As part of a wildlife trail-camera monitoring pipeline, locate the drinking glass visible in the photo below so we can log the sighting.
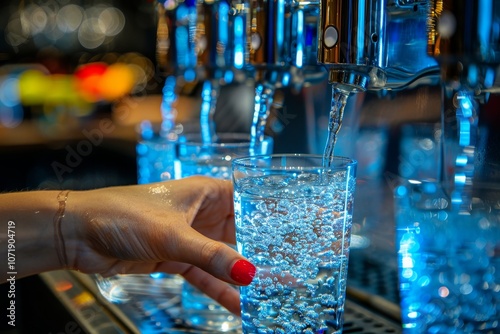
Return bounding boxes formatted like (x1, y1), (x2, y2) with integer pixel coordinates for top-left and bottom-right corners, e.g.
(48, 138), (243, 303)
(232, 154), (357, 333)
(93, 121), (184, 304)
(136, 120), (178, 184)
(176, 132), (273, 332)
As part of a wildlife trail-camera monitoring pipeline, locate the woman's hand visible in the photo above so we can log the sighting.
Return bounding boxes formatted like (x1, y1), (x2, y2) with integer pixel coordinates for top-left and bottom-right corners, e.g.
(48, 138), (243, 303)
(0, 176), (255, 314)
(63, 176), (254, 314)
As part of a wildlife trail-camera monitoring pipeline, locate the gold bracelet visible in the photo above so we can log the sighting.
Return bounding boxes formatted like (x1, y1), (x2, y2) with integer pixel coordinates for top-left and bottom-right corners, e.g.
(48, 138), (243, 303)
(54, 190), (70, 268)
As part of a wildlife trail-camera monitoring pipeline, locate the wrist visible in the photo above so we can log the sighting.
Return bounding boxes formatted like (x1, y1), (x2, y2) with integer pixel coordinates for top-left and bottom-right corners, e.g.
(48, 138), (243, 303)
(54, 190), (71, 268)
(61, 189), (88, 273)
(0, 190), (70, 281)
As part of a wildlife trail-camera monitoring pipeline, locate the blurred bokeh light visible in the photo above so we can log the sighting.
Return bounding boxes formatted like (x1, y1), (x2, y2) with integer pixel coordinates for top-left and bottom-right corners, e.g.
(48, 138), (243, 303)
(0, 0), (158, 129)
(5, 1), (127, 51)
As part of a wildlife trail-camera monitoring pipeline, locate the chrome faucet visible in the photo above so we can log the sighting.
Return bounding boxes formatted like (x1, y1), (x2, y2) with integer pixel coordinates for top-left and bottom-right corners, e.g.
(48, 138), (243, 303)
(317, 0), (441, 92)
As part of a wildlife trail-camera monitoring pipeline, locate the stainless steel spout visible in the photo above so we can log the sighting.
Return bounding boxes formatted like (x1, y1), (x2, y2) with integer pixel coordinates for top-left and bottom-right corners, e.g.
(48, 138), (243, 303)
(318, 0), (440, 92)
(318, 0), (386, 92)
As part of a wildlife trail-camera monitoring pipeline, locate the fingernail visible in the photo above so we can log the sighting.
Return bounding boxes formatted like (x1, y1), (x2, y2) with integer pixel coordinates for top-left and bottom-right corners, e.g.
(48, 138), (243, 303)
(230, 259), (256, 285)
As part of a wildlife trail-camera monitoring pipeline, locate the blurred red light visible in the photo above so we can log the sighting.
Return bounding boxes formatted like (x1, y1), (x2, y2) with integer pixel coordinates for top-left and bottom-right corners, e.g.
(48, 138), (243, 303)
(74, 63), (108, 102)
(74, 63), (108, 80)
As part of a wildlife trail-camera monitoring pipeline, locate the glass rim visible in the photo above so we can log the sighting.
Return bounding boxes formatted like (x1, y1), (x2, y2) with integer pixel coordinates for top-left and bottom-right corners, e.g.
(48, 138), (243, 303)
(178, 132), (273, 148)
(232, 153), (357, 170)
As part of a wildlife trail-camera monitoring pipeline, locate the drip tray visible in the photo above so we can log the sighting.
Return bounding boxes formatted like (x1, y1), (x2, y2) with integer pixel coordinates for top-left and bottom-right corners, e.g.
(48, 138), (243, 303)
(343, 302), (400, 334)
(40, 270), (402, 333)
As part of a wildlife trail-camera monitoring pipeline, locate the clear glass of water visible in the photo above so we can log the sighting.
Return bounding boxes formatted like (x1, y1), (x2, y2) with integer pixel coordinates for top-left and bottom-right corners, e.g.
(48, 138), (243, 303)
(176, 132), (273, 332)
(232, 154), (357, 334)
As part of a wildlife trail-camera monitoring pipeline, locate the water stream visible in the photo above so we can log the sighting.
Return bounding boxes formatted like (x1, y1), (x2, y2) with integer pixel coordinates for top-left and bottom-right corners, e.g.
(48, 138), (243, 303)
(322, 87), (352, 167)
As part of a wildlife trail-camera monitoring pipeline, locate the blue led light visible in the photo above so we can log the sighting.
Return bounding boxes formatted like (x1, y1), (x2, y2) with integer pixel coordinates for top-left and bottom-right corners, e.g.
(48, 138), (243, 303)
(234, 48), (244, 69)
(422, 182), (437, 194)
(454, 173), (467, 185)
(233, 16), (245, 69)
(136, 143), (148, 156)
(455, 155), (468, 167)
(282, 73), (290, 86)
(224, 70), (234, 83)
(485, 67), (495, 87)
(458, 118), (471, 146)
(276, 0), (285, 52)
(183, 69), (196, 82)
(467, 64), (478, 85)
(218, 1), (229, 45)
(176, 26), (189, 67)
(458, 95), (473, 117)
(451, 191), (463, 205)
(139, 121), (154, 140)
(296, 50), (304, 68)
(396, 185), (408, 197)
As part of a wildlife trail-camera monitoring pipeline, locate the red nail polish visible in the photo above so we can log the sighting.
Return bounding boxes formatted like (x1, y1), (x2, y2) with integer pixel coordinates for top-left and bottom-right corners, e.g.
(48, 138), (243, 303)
(230, 259), (256, 285)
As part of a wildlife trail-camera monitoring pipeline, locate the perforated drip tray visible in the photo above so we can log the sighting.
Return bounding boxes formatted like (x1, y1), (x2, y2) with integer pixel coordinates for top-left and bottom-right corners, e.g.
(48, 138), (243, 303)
(343, 302), (401, 334)
(346, 248), (402, 324)
(347, 249), (400, 306)
(40, 270), (402, 333)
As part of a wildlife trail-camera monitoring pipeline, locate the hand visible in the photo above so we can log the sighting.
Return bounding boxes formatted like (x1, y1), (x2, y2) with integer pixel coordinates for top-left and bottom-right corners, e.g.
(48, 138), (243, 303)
(66, 176), (254, 314)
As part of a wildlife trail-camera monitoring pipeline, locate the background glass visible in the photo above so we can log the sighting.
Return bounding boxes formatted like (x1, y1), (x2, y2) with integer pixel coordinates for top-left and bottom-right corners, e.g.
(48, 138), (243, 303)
(136, 120), (178, 184)
(395, 180), (500, 333)
(175, 133), (273, 179)
(398, 123), (441, 181)
(232, 154), (357, 333)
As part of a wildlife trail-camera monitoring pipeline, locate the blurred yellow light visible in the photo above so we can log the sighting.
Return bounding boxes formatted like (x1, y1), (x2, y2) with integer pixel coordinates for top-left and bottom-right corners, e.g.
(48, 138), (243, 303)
(18, 69), (50, 105)
(72, 291), (95, 307)
(45, 74), (76, 104)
